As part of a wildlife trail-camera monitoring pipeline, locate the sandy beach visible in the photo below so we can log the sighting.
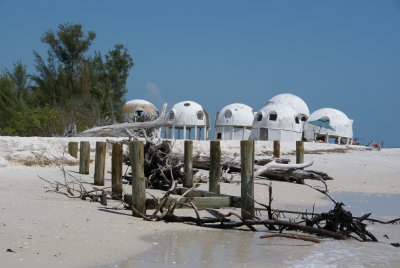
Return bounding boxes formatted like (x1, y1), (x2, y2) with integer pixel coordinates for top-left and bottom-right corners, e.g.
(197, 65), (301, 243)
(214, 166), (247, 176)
(1, 137), (399, 267)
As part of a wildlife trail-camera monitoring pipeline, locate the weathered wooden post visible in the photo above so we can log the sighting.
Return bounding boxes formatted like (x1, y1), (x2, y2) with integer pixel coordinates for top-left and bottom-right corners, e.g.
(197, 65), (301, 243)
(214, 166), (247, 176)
(241, 140), (255, 220)
(111, 143), (123, 199)
(296, 141), (304, 164)
(273, 140), (280, 158)
(94, 141), (106, 186)
(184, 140), (193, 188)
(68, 142), (78, 158)
(209, 140), (221, 193)
(129, 141), (146, 217)
(79, 141), (90, 174)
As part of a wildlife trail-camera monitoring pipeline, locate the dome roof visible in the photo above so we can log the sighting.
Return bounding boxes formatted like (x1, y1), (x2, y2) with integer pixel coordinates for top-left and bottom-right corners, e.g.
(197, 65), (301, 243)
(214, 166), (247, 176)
(305, 108), (353, 137)
(167, 101), (209, 127)
(121, 99), (158, 116)
(259, 104), (299, 120)
(215, 103), (254, 127)
(266, 93), (310, 118)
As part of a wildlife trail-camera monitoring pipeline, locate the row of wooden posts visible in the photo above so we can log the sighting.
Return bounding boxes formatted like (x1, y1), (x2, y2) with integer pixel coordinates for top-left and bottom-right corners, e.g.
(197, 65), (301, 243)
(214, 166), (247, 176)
(67, 140), (306, 220)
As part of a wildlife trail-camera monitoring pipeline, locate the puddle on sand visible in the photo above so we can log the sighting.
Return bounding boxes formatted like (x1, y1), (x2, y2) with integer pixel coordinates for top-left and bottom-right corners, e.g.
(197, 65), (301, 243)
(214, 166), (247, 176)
(98, 192), (400, 268)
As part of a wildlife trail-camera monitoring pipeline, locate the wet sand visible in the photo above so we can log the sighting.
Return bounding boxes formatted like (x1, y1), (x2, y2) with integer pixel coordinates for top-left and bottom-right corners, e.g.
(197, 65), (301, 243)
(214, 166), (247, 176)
(109, 225), (400, 268)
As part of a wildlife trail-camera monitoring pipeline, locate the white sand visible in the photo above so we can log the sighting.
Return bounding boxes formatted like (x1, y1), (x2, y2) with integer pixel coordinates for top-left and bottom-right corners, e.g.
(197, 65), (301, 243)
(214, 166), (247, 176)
(0, 137), (399, 267)
(0, 136), (362, 166)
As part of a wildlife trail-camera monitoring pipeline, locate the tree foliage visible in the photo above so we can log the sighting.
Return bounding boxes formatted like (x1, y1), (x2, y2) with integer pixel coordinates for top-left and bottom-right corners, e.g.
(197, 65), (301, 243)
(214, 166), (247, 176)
(0, 23), (134, 136)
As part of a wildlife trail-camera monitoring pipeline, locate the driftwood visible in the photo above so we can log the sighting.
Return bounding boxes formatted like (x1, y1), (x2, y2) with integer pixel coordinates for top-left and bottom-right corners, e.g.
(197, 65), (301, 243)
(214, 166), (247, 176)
(123, 140), (185, 189)
(170, 154), (290, 172)
(38, 160), (110, 206)
(257, 168), (333, 182)
(260, 233), (321, 243)
(38, 136), (400, 247)
(136, 179), (395, 243)
(39, 151), (400, 247)
(79, 103), (171, 137)
(170, 153), (332, 183)
(254, 161), (313, 176)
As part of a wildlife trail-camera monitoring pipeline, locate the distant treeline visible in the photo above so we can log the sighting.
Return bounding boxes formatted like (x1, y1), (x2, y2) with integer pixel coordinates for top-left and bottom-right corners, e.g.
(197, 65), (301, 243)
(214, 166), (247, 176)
(0, 23), (133, 136)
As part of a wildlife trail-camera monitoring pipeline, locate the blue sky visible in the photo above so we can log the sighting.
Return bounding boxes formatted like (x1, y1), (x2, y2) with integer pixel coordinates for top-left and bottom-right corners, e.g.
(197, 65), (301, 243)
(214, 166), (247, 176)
(1, 1), (399, 146)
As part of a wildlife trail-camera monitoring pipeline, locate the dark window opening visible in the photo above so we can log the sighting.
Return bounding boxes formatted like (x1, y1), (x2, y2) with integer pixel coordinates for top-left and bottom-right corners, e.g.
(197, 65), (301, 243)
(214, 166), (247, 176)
(256, 112), (263, 121)
(136, 110), (144, 117)
(184, 102), (191, 106)
(269, 113), (277, 121)
(321, 117), (330, 123)
(168, 111), (175, 120)
(217, 133), (222, 139)
(301, 116), (307, 121)
(197, 111), (204, 120)
(224, 110), (232, 118)
(295, 117), (300, 124)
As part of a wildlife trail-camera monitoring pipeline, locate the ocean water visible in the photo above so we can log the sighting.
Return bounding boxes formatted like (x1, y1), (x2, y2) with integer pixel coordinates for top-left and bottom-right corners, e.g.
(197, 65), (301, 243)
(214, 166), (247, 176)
(331, 192), (400, 218)
(99, 192), (400, 268)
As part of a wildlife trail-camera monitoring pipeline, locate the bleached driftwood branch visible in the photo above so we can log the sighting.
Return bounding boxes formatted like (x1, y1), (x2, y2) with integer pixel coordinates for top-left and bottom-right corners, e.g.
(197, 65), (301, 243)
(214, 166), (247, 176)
(79, 103), (172, 137)
(254, 161), (313, 177)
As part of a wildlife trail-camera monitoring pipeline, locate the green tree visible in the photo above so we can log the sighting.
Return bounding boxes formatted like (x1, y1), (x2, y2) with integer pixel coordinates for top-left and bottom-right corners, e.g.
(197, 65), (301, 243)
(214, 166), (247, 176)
(31, 23), (96, 106)
(92, 44), (134, 121)
(7, 23), (135, 135)
(30, 51), (62, 106)
(41, 23), (96, 74)
(0, 75), (18, 125)
(5, 61), (30, 103)
(0, 72), (29, 135)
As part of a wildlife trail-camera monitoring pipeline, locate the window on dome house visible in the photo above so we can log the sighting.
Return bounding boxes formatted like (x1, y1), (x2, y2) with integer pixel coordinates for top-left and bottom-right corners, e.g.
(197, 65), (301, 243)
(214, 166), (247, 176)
(224, 110), (232, 119)
(197, 111), (204, 120)
(295, 117), (300, 124)
(256, 112), (263, 121)
(269, 113), (277, 121)
(168, 111), (175, 120)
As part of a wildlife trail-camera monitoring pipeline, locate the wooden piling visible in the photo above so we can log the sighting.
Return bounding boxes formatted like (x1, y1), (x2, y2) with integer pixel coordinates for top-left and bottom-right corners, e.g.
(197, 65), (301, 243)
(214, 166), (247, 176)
(111, 143), (123, 200)
(68, 142), (78, 158)
(241, 140), (255, 220)
(273, 140), (280, 158)
(93, 141), (106, 186)
(79, 141), (90, 174)
(129, 141), (146, 217)
(296, 141), (304, 164)
(183, 140), (193, 188)
(209, 140), (221, 194)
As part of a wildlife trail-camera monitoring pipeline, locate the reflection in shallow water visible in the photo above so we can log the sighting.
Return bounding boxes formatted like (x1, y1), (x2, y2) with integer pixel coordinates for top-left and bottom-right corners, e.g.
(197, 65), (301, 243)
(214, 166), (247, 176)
(331, 192), (400, 218)
(121, 229), (315, 268)
(103, 192), (400, 268)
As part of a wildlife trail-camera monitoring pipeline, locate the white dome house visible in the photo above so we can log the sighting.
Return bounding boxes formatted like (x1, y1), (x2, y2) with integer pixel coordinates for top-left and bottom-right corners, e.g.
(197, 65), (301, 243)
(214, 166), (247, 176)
(214, 103), (255, 140)
(304, 108), (353, 144)
(165, 101), (210, 140)
(121, 99), (159, 122)
(250, 93), (310, 141)
(250, 104), (304, 141)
